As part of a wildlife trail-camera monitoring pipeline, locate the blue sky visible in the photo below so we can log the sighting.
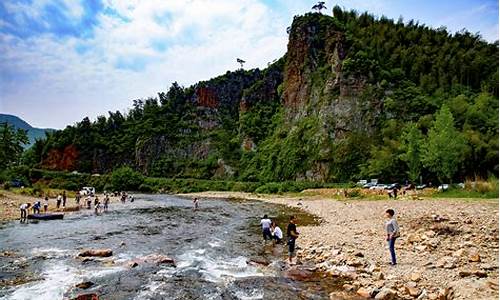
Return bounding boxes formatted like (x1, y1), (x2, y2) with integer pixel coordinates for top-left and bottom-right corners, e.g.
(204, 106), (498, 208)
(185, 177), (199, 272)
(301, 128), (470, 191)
(0, 0), (498, 129)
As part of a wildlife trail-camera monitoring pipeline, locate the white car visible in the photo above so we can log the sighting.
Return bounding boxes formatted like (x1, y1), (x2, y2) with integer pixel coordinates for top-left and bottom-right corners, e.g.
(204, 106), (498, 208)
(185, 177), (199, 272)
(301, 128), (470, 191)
(80, 187), (96, 196)
(370, 184), (388, 190)
(438, 184), (449, 192)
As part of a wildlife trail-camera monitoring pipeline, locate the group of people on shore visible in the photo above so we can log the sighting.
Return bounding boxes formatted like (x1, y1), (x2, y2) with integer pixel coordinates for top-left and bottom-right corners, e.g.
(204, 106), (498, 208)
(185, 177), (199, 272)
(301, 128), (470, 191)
(19, 190), (137, 220)
(260, 214), (299, 264)
(259, 209), (400, 266)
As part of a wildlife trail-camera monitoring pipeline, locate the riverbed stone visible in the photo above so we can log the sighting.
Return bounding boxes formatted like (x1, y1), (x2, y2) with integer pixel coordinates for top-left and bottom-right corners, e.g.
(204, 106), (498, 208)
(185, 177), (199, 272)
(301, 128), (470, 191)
(374, 288), (396, 300)
(356, 287), (371, 298)
(75, 281), (94, 289)
(78, 249), (113, 258)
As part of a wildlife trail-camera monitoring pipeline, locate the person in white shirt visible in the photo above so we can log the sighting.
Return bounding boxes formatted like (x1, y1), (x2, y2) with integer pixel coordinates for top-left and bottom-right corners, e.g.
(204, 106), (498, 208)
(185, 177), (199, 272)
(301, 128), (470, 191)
(260, 215), (272, 241)
(20, 203), (31, 219)
(56, 194), (62, 209)
(271, 221), (283, 244)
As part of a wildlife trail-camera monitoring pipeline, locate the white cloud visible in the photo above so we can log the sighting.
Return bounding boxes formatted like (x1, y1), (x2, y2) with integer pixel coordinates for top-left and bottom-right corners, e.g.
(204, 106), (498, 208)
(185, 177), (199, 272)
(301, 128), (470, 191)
(1, 0), (498, 128)
(1, 0), (292, 128)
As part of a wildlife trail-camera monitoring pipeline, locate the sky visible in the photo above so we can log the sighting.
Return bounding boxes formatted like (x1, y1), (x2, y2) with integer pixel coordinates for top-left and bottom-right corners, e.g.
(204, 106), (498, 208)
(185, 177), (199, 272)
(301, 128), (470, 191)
(0, 0), (498, 129)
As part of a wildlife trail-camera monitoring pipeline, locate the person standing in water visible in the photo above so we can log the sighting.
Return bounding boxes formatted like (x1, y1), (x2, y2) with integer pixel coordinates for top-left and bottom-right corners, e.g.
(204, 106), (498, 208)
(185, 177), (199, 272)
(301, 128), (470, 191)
(193, 198), (199, 210)
(104, 194), (110, 211)
(19, 203), (30, 220)
(43, 196), (49, 212)
(271, 221), (283, 244)
(385, 209), (400, 265)
(56, 193), (62, 209)
(260, 214), (272, 242)
(32, 201), (41, 214)
(62, 191), (67, 207)
(287, 215), (299, 264)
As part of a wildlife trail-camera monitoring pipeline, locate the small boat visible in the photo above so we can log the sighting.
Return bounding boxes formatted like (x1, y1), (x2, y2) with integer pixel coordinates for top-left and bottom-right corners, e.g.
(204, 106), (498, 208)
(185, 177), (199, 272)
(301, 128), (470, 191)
(27, 213), (64, 220)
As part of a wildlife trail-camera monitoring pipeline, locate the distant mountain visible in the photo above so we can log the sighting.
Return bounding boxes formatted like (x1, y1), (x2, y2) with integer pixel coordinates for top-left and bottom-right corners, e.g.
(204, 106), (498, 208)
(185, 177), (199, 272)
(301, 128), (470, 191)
(0, 114), (55, 148)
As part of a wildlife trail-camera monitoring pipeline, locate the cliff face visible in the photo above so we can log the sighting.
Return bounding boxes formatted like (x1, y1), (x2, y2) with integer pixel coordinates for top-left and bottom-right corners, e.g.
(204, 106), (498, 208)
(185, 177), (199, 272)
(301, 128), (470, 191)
(283, 13), (380, 137)
(133, 68), (278, 177)
(270, 13), (382, 180)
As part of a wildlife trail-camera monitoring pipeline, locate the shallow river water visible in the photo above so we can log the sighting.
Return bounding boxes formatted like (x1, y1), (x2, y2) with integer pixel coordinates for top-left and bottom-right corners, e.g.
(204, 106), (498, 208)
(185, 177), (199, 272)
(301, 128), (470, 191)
(0, 195), (359, 300)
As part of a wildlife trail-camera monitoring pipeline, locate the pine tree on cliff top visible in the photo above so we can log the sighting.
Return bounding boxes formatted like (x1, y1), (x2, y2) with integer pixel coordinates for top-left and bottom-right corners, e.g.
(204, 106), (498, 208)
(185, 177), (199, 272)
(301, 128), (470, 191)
(312, 2), (327, 13)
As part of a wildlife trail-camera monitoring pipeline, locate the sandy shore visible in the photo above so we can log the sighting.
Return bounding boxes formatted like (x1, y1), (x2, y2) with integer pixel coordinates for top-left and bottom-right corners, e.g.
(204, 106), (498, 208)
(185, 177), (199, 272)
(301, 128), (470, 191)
(180, 191), (499, 300)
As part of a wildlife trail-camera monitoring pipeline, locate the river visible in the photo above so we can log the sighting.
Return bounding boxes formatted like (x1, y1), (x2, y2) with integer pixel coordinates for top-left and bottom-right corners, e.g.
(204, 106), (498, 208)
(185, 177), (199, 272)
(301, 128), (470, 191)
(0, 195), (359, 300)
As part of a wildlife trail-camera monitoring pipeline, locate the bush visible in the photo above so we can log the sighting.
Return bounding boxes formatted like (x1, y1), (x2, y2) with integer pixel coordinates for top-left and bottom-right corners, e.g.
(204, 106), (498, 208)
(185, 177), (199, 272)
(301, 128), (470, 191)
(111, 167), (144, 191)
(138, 183), (158, 193)
(255, 183), (282, 194)
(347, 189), (362, 198)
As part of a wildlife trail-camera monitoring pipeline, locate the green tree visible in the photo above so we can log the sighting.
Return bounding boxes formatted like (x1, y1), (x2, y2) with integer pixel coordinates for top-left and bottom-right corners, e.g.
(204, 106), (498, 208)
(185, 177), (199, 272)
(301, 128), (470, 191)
(312, 1), (327, 13)
(110, 166), (144, 191)
(422, 105), (466, 183)
(0, 122), (28, 169)
(399, 123), (424, 183)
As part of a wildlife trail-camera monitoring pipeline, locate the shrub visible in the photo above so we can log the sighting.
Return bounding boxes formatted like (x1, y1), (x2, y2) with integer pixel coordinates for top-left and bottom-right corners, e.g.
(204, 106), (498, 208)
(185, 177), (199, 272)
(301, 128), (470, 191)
(3, 182), (11, 190)
(255, 183), (281, 194)
(138, 183), (158, 193)
(111, 167), (144, 191)
(347, 189), (362, 198)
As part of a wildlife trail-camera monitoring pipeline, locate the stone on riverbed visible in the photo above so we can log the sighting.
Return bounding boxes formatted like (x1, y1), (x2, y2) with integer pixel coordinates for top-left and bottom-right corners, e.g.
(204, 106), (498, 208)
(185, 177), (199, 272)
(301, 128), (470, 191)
(284, 266), (314, 281)
(72, 293), (99, 300)
(75, 281), (94, 289)
(124, 254), (175, 268)
(247, 256), (271, 266)
(374, 287), (396, 300)
(78, 249), (113, 258)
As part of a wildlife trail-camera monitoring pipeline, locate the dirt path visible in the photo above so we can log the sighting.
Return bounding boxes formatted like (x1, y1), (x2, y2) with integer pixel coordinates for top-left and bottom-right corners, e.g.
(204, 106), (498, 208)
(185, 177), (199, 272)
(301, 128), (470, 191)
(181, 191), (499, 300)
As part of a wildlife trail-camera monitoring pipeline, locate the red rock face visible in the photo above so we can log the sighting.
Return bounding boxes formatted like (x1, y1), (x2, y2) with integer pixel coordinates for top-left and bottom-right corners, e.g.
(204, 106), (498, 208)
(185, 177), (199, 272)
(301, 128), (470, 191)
(196, 87), (218, 108)
(42, 144), (78, 170)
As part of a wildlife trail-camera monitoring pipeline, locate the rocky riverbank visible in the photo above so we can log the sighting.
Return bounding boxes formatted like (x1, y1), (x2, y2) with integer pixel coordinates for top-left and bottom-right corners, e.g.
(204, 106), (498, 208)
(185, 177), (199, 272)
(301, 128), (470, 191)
(181, 192), (499, 300)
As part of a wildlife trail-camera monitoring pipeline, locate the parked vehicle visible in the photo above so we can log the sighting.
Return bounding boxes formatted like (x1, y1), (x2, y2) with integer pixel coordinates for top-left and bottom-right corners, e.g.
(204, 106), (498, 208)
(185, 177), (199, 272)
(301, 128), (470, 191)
(386, 183), (401, 190)
(416, 184), (427, 190)
(370, 184), (388, 190)
(363, 182), (376, 189)
(438, 184), (449, 192)
(357, 180), (368, 186)
(80, 187), (96, 196)
(10, 179), (23, 188)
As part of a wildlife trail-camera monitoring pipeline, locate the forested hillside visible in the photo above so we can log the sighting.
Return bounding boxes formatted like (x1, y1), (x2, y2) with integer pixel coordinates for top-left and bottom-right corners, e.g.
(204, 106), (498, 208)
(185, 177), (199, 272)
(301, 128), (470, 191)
(26, 7), (498, 184)
(0, 114), (54, 148)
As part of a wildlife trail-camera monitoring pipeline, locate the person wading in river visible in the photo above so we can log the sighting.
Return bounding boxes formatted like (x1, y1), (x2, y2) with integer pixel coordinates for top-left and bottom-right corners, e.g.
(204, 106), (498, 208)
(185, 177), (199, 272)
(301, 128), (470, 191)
(20, 203), (30, 220)
(56, 193), (62, 209)
(271, 221), (283, 244)
(193, 198), (199, 211)
(104, 194), (110, 211)
(287, 215), (299, 264)
(43, 196), (49, 212)
(32, 201), (41, 214)
(260, 214), (272, 242)
(62, 191), (67, 207)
